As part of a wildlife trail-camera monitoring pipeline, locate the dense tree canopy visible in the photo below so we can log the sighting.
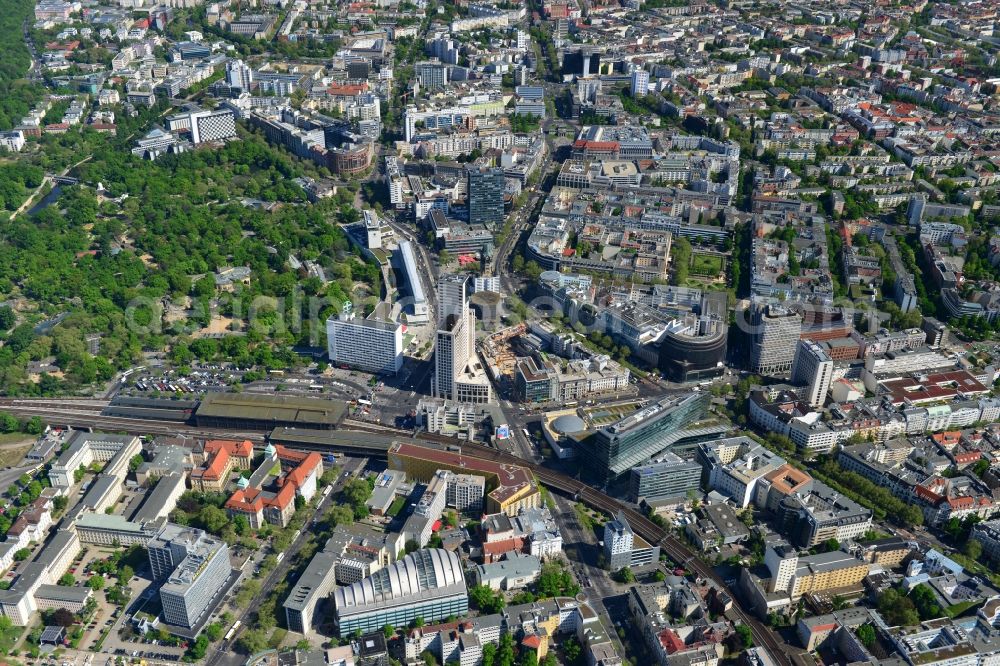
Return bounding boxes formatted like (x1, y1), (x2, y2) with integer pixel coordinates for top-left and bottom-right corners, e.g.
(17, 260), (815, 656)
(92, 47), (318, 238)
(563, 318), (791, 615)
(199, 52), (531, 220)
(0, 130), (382, 395)
(0, 0), (45, 131)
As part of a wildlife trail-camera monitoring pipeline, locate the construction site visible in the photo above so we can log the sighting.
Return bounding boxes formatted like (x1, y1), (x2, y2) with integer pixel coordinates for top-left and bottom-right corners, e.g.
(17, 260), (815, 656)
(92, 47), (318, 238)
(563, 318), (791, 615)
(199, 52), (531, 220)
(478, 323), (528, 385)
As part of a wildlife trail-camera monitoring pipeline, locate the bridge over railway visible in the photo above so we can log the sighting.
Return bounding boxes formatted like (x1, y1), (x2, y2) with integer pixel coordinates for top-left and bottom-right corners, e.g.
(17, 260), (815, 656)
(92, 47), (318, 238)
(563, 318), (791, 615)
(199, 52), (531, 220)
(0, 398), (792, 664)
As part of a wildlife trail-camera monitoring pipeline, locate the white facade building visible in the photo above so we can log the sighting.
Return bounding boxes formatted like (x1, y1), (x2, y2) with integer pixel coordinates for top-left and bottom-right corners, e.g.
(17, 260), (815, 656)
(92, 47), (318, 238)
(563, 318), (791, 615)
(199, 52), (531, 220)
(698, 436), (785, 508)
(327, 302), (404, 374)
(0, 131), (26, 152)
(791, 340), (833, 408)
(630, 69), (650, 97)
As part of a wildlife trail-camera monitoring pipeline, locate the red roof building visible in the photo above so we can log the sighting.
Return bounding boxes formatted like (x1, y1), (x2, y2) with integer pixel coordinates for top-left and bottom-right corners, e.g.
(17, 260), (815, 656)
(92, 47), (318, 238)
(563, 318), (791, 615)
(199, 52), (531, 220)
(191, 439), (253, 492)
(224, 445), (323, 529)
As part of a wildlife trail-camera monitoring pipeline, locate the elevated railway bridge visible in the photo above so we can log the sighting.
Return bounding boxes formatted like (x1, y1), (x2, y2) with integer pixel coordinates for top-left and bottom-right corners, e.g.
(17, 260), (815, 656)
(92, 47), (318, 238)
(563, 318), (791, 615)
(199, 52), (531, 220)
(0, 398), (790, 664)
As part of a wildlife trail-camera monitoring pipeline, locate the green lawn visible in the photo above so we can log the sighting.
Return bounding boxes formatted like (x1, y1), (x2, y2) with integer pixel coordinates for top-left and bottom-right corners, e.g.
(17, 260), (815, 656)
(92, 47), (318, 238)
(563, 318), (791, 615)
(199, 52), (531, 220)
(0, 620), (21, 654)
(0, 434), (33, 467)
(268, 628), (287, 649)
(949, 551), (1000, 586)
(0, 432), (33, 445)
(387, 496), (406, 517)
(691, 253), (724, 276)
(944, 599), (981, 618)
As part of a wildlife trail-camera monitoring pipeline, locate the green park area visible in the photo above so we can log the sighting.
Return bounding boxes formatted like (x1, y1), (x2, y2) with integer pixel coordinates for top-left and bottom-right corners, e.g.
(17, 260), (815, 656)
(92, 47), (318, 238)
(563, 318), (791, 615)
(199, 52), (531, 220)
(691, 253), (724, 277)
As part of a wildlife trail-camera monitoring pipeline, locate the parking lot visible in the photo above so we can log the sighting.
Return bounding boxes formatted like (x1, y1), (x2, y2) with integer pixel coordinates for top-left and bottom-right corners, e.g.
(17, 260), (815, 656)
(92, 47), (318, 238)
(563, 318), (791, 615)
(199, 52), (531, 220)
(122, 365), (240, 396)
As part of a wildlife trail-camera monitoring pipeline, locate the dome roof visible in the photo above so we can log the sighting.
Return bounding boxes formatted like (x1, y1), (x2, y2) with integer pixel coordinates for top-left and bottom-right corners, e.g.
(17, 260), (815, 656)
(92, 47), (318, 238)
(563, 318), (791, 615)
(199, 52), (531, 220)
(552, 414), (586, 434)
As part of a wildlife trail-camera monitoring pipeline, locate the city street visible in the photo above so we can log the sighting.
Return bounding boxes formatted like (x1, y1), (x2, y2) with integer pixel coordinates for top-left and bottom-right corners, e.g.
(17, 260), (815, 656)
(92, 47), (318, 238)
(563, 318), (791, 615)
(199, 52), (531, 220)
(204, 456), (370, 666)
(550, 494), (628, 657)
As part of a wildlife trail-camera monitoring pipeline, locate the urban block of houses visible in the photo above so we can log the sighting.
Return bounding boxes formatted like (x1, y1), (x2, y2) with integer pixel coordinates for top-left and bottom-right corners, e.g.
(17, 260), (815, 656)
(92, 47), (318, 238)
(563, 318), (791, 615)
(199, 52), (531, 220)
(189, 439), (254, 492)
(224, 443), (322, 529)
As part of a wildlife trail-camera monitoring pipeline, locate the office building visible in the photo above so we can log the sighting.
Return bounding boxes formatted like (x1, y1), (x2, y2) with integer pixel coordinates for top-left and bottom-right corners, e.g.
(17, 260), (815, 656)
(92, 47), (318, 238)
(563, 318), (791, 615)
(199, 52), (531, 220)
(74, 513), (162, 546)
(777, 481), (872, 548)
(416, 62), (449, 88)
(149, 524), (231, 630)
(333, 549), (468, 636)
(48, 432), (141, 488)
(34, 585), (92, 614)
(284, 544), (339, 634)
(563, 49), (601, 78)
(402, 469), (478, 546)
(686, 503), (751, 551)
(327, 301), (403, 374)
(433, 275), (490, 403)
(628, 452), (702, 504)
(764, 541), (869, 599)
(416, 399), (477, 435)
(225, 59), (253, 92)
(604, 510), (659, 570)
(286, 522), (404, 633)
(604, 511), (633, 569)
(438, 272), (470, 322)
(750, 303), (802, 376)
(170, 41), (210, 61)
(657, 293), (729, 383)
(324, 524), (401, 586)
(473, 276), (501, 293)
(763, 540), (798, 595)
(148, 524), (208, 580)
(630, 69), (649, 97)
(514, 354), (631, 404)
(434, 308), (473, 401)
(755, 464), (814, 513)
(77, 474), (122, 515)
(697, 436), (785, 508)
(467, 167), (505, 228)
(791, 340), (833, 408)
(189, 109), (238, 145)
(580, 393), (711, 482)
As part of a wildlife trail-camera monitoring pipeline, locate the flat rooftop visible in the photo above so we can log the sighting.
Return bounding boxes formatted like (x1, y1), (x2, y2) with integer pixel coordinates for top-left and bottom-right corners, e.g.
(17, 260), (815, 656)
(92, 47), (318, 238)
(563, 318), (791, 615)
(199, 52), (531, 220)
(269, 427), (396, 452)
(196, 393), (347, 427)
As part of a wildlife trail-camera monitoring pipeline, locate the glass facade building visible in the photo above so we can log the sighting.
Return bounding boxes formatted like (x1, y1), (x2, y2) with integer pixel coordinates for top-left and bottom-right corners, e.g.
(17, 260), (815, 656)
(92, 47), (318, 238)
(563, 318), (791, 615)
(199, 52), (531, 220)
(581, 393), (711, 482)
(628, 452), (703, 503)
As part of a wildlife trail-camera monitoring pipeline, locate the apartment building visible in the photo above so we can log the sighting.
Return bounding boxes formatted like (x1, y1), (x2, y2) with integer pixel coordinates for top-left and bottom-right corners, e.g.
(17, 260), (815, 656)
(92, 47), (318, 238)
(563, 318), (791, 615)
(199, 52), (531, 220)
(697, 437), (785, 508)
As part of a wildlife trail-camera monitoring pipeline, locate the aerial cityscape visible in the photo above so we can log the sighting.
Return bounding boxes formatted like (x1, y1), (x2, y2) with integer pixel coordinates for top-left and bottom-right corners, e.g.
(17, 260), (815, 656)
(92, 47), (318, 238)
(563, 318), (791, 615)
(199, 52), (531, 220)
(1, 0), (1000, 665)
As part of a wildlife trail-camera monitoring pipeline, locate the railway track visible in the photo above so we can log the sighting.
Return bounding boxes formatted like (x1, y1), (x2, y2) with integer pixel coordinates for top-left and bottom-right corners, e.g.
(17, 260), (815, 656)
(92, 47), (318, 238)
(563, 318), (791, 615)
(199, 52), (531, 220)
(0, 398), (109, 410)
(0, 401), (266, 443)
(345, 423), (791, 664)
(0, 402), (788, 663)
